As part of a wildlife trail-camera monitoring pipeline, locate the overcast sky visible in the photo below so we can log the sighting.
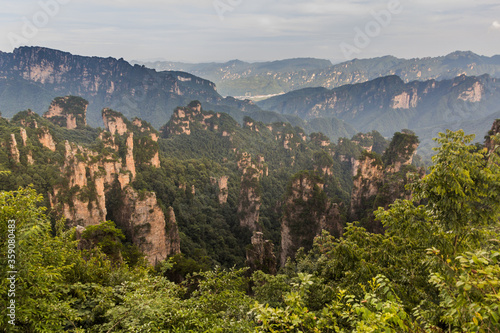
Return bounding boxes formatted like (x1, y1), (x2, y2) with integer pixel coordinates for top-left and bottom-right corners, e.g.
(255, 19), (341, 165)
(1, 0), (499, 63)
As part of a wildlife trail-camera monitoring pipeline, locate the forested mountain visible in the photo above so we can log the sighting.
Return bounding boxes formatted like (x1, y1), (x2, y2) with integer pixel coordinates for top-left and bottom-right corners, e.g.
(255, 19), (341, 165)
(136, 51), (500, 97)
(0, 46), (260, 127)
(258, 74), (500, 158)
(0, 95), (424, 269)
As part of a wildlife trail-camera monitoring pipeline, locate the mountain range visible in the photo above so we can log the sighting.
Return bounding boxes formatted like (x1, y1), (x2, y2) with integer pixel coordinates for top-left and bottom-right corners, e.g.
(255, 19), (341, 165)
(257, 74), (500, 158)
(2, 47), (500, 159)
(0, 46), (259, 127)
(135, 51), (500, 98)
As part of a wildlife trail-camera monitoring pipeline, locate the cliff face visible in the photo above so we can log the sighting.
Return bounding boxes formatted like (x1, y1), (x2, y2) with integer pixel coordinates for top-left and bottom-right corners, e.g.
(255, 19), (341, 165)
(217, 176), (229, 204)
(8, 134), (20, 164)
(246, 232), (277, 274)
(103, 108), (129, 136)
(237, 152), (268, 232)
(350, 131), (421, 232)
(116, 188), (179, 265)
(280, 172), (342, 266)
(43, 96), (88, 129)
(350, 154), (385, 223)
(38, 127), (56, 151)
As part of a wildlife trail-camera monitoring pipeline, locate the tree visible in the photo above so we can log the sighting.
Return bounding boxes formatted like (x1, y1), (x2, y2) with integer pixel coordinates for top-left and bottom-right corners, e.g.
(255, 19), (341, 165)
(0, 187), (80, 331)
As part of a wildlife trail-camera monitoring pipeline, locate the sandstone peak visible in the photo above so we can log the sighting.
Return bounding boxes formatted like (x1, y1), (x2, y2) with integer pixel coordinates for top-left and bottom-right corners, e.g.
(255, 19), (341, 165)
(102, 108), (128, 136)
(43, 96), (88, 129)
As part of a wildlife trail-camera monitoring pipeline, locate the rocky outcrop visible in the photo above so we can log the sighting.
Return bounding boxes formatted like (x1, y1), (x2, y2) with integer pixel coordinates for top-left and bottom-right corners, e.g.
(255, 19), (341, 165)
(116, 188), (180, 265)
(458, 81), (483, 102)
(160, 101), (231, 138)
(246, 231), (277, 274)
(44, 108), (180, 264)
(50, 141), (107, 227)
(125, 133), (136, 179)
(19, 128), (28, 146)
(350, 131), (421, 232)
(391, 90), (418, 109)
(280, 172), (342, 266)
(8, 134), (20, 164)
(103, 108), (128, 136)
(166, 207), (181, 255)
(217, 176), (229, 204)
(350, 154), (384, 221)
(270, 123), (307, 151)
(43, 96), (88, 129)
(19, 128), (34, 164)
(237, 152), (268, 232)
(38, 127), (56, 151)
(310, 132), (331, 147)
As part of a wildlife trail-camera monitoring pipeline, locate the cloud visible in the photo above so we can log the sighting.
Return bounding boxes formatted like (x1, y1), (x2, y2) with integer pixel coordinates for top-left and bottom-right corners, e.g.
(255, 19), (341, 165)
(492, 21), (500, 29)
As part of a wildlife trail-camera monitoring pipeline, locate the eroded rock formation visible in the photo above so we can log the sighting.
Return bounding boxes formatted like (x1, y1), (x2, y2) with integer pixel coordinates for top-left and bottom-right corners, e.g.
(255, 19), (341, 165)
(43, 96), (88, 129)
(485, 119), (500, 152)
(350, 131), (421, 232)
(237, 152), (267, 232)
(280, 172), (342, 266)
(246, 231), (277, 274)
(115, 188), (179, 265)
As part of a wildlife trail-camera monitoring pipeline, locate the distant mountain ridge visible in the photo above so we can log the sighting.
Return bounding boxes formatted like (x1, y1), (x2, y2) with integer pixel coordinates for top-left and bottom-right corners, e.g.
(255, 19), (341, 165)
(135, 51), (500, 98)
(257, 74), (500, 158)
(0, 46), (260, 127)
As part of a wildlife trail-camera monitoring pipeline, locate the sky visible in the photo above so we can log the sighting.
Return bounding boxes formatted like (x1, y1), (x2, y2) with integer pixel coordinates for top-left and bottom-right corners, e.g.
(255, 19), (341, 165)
(1, 0), (499, 64)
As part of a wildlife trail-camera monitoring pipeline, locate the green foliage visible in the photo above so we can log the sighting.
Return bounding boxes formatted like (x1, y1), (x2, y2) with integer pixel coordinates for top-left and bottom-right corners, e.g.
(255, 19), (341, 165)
(428, 249), (500, 332)
(382, 131), (419, 167)
(411, 129), (500, 255)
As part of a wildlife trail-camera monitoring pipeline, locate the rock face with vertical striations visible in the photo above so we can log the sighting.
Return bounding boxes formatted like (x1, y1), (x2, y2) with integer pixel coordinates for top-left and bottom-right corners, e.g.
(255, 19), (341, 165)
(280, 172), (342, 266)
(350, 131), (422, 232)
(103, 108), (129, 136)
(16, 103), (182, 265)
(38, 127), (56, 151)
(8, 134), (20, 164)
(237, 152), (267, 232)
(217, 176), (229, 204)
(115, 188), (178, 265)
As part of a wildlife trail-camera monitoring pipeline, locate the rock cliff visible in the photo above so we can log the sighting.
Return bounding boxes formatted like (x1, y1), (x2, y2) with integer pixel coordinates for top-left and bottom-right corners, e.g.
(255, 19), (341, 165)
(246, 231), (277, 274)
(38, 127), (56, 151)
(280, 172), (342, 266)
(237, 152), (267, 232)
(115, 188), (179, 265)
(11, 104), (182, 264)
(350, 131), (421, 232)
(8, 134), (20, 164)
